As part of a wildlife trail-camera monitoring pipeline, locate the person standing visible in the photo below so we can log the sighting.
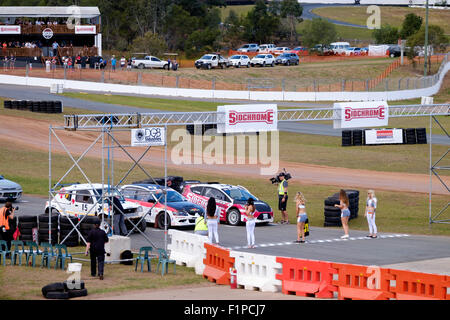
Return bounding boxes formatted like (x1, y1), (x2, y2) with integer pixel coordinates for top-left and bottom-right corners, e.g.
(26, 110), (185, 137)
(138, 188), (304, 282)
(294, 192), (308, 243)
(194, 213), (208, 236)
(245, 198), (256, 248)
(45, 59), (51, 73)
(120, 56), (126, 71)
(365, 190), (378, 238)
(110, 195), (128, 236)
(0, 202), (15, 250)
(206, 197), (219, 244)
(111, 55), (116, 72)
(52, 41), (59, 57)
(85, 218), (109, 280)
(277, 173), (289, 224)
(335, 189), (350, 239)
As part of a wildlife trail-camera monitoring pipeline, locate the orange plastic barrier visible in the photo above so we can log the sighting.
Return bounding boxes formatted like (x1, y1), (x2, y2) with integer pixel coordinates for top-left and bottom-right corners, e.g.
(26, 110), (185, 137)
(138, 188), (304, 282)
(202, 243), (235, 285)
(332, 263), (395, 300)
(389, 269), (450, 300)
(276, 257), (337, 298)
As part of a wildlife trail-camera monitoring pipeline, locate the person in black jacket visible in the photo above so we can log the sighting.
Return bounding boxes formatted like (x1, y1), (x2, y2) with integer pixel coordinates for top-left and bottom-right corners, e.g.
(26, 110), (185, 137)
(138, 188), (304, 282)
(110, 196), (128, 236)
(85, 218), (109, 280)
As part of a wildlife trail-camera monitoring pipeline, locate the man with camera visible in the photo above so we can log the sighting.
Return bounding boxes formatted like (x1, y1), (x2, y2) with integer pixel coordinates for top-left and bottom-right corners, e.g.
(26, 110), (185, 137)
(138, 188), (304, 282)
(277, 173), (289, 224)
(0, 201), (16, 249)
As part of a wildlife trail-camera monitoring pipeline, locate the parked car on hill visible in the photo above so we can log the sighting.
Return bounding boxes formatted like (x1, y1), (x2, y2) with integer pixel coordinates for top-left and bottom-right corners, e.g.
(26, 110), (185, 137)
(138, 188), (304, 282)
(182, 183), (273, 226)
(344, 47), (362, 56)
(237, 43), (260, 52)
(0, 175), (22, 202)
(310, 44), (332, 55)
(290, 46), (308, 55)
(272, 47), (291, 55)
(330, 42), (351, 55)
(131, 56), (169, 69)
(275, 52), (299, 66)
(229, 54), (251, 68)
(250, 54), (275, 67)
(258, 44), (276, 53)
(195, 53), (231, 69)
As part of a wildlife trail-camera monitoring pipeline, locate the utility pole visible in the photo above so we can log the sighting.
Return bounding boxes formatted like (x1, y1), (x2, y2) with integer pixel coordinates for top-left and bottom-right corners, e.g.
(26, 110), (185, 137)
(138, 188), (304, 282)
(424, 0), (429, 76)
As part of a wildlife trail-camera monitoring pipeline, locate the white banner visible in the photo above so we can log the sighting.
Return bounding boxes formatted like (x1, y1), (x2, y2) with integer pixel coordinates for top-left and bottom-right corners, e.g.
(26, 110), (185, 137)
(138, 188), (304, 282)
(131, 127), (165, 146)
(0, 25), (21, 34)
(333, 101), (389, 129)
(365, 129), (403, 145)
(75, 25), (97, 34)
(217, 104), (278, 134)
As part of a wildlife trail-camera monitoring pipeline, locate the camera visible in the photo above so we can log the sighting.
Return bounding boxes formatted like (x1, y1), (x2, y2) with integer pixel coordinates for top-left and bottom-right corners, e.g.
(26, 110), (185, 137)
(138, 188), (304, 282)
(269, 168), (292, 184)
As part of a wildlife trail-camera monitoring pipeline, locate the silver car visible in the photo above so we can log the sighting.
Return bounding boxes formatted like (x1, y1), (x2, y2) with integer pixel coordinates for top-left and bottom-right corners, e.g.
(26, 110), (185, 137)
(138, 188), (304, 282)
(0, 175), (22, 201)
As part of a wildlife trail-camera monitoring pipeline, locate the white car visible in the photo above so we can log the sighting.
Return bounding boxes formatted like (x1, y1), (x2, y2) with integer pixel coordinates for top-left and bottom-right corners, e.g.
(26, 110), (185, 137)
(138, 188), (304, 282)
(45, 183), (146, 233)
(250, 54), (275, 67)
(345, 47), (362, 56)
(0, 175), (22, 202)
(229, 55), (251, 68)
(330, 42), (351, 55)
(237, 43), (259, 52)
(272, 47), (291, 55)
(131, 56), (169, 69)
(258, 44), (276, 53)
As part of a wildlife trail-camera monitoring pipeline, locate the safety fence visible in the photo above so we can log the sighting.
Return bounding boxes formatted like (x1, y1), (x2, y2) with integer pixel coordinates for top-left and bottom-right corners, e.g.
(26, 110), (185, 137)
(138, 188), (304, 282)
(168, 230), (450, 300)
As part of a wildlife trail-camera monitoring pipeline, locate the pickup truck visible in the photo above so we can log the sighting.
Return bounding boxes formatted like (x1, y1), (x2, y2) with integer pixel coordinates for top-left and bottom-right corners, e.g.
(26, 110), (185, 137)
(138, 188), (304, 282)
(195, 54), (231, 70)
(131, 56), (169, 69)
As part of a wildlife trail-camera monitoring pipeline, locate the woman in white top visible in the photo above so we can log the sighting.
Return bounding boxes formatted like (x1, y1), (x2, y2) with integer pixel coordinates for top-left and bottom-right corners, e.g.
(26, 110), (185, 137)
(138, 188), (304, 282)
(365, 190), (378, 238)
(245, 198), (256, 248)
(206, 197), (220, 244)
(294, 192), (308, 243)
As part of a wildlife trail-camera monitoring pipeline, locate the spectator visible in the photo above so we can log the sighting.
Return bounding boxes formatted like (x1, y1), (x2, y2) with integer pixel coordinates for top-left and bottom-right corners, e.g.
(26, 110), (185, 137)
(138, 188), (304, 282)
(194, 214), (208, 236)
(9, 55), (15, 69)
(85, 218), (109, 280)
(68, 57), (73, 71)
(127, 58), (132, 70)
(277, 172), (289, 224)
(167, 58), (171, 71)
(172, 58), (178, 71)
(109, 195), (128, 236)
(206, 197), (220, 244)
(81, 56), (87, 69)
(52, 41), (59, 57)
(111, 55), (116, 72)
(45, 59), (51, 73)
(0, 202), (16, 250)
(120, 56), (126, 70)
(51, 56), (57, 70)
(3, 56), (8, 70)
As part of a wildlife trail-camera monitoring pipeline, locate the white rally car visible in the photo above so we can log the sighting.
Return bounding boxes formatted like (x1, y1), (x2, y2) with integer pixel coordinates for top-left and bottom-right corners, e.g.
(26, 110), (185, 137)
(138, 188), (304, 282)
(45, 183), (146, 233)
(182, 183), (273, 226)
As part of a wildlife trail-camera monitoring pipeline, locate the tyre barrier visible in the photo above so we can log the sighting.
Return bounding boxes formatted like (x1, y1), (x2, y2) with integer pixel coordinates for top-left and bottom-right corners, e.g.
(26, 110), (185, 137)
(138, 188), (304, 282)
(17, 215), (38, 242)
(203, 243), (235, 285)
(276, 257), (337, 298)
(3, 100), (63, 113)
(323, 189), (359, 226)
(342, 128), (427, 146)
(168, 229), (208, 275)
(59, 216), (80, 247)
(230, 251), (282, 293)
(186, 124), (217, 136)
(42, 281), (87, 300)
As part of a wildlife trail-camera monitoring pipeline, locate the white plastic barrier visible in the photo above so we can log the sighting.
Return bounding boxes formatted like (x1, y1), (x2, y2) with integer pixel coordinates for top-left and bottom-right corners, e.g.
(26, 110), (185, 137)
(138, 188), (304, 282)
(168, 229), (208, 275)
(229, 251), (282, 293)
(104, 235), (131, 263)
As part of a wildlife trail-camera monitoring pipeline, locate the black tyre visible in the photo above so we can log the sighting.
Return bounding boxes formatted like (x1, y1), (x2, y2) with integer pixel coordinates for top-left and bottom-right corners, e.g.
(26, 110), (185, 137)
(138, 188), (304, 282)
(68, 288), (88, 298)
(226, 208), (241, 226)
(38, 227), (58, 234)
(39, 213), (58, 223)
(80, 216), (98, 224)
(59, 223), (79, 231)
(61, 240), (79, 247)
(54, 101), (63, 113)
(64, 280), (85, 291)
(18, 215), (37, 223)
(18, 221), (38, 229)
(324, 211), (341, 218)
(80, 223), (94, 231)
(4, 100), (11, 109)
(60, 216), (78, 224)
(19, 227), (34, 235)
(45, 291), (70, 300)
(42, 282), (65, 296)
(324, 221), (342, 227)
(20, 234), (34, 241)
(324, 197), (340, 206)
(120, 250), (134, 265)
(157, 212), (171, 230)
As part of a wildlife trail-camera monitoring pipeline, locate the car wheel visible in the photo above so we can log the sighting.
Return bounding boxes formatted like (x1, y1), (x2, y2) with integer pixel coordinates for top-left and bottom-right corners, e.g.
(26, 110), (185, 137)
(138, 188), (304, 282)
(220, 63), (225, 69)
(287, 61), (290, 66)
(157, 212), (171, 230)
(226, 209), (241, 226)
(390, 53), (395, 58)
(196, 66), (200, 69)
(246, 63), (250, 68)
(138, 64), (144, 69)
(271, 61), (274, 67)
(250, 63), (254, 67)
(164, 64), (169, 70)
(262, 62), (266, 67)
(207, 64), (211, 70)
(237, 63), (240, 68)
(98, 214), (112, 234)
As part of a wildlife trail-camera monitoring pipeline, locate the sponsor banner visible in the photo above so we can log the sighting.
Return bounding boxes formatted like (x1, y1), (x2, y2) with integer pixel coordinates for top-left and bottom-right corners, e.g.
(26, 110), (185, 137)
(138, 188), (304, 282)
(217, 104), (278, 134)
(333, 101), (389, 129)
(0, 25), (21, 34)
(131, 127), (165, 146)
(42, 28), (54, 39)
(365, 128), (403, 145)
(74, 25), (97, 34)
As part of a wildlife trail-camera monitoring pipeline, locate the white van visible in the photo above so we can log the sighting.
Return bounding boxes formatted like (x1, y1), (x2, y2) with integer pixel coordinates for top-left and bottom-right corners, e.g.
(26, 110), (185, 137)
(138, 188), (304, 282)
(330, 42), (350, 55)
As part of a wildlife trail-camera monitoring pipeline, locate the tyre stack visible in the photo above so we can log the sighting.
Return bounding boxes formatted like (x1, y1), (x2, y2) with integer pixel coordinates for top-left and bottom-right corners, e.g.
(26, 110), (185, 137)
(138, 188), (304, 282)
(38, 213), (58, 244)
(341, 130), (352, 147)
(3, 100), (12, 109)
(59, 216), (80, 247)
(42, 281), (88, 300)
(416, 128), (427, 144)
(352, 130), (364, 146)
(323, 189), (360, 227)
(17, 215), (38, 243)
(403, 128), (417, 144)
(79, 216), (97, 244)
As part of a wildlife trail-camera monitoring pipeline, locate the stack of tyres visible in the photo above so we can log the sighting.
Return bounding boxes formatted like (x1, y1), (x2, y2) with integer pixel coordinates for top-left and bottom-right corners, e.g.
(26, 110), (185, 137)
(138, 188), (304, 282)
(11, 100), (19, 109)
(4, 100), (12, 109)
(79, 216), (97, 244)
(26, 100), (33, 111)
(59, 216), (79, 247)
(333, 190), (360, 220)
(54, 101), (63, 113)
(46, 101), (55, 113)
(32, 101), (40, 112)
(18, 215), (38, 242)
(323, 196), (341, 227)
(416, 128), (427, 144)
(42, 281), (88, 300)
(404, 128), (417, 144)
(18, 100), (26, 110)
(38, 213), (58, 244)
(352, 130), (363, 146)
(341, 130), (352, 147)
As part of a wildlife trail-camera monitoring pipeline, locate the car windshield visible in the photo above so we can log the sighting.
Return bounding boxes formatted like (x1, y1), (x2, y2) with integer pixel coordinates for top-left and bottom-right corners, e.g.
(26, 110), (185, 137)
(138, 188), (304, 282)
(255, 55), (265, 58)
(280, 53), (289, 57)
(223, 187), (257, 201)
(154, 190), (186, 203)
(200, 55), (212, 60)
(94, 188), (125, 201)
(0, 175), (3, 180)
(230, 55), (241, 59)
(241, 45), (249, 48)
(275, 47), (283, 50)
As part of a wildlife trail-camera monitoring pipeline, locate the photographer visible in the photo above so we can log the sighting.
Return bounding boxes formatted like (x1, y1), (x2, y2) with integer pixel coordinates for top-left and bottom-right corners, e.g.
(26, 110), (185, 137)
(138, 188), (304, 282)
(0, 202), (16, 250)
(277, 173), (289, 224)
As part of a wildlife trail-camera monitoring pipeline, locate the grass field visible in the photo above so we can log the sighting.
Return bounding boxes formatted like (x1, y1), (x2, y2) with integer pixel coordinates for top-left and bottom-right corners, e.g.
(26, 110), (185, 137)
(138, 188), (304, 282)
(313, 5), (450, 34)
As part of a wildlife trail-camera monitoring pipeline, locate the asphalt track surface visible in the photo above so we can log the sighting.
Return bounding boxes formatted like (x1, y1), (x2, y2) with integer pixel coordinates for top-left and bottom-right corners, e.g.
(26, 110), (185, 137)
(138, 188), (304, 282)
(302, 4), (368, 28)
(0, 84), (448, 145)
(13, 195), (450, 275)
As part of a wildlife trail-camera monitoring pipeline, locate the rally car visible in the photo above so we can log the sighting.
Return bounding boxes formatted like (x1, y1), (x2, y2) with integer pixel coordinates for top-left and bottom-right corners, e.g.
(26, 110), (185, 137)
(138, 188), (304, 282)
(120, 184), (205, 229)
(45, 183), (145, 233)
(182, 183), (273, 226)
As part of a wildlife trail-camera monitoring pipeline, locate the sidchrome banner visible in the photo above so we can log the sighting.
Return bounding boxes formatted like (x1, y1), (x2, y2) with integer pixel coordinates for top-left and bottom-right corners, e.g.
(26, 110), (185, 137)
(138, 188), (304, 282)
(333, 101), (389, 129)
(217, 104), (278, 133)
(74, 25), (97, 34)
(0, 25), (21, 34)
(365, 129), (403, 145)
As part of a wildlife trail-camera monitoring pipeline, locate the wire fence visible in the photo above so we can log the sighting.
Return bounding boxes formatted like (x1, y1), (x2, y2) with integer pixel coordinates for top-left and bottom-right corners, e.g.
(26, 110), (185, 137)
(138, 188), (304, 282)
(0, 54), (447, 93)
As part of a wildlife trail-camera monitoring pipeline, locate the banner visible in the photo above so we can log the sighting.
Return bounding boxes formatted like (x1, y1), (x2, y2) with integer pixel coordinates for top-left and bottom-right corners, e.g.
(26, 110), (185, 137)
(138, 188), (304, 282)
(131, 127), (165, 146)
(0, 25), (21, 34)
(217, 104), (278, 134)
(365, 129), (403, 145)
(333, 101), (389, 129)
(75, 25), (97, 34)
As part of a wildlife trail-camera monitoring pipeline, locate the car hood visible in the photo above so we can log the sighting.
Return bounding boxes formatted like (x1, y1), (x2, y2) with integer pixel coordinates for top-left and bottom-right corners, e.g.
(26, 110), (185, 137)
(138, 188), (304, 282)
(165, 201), (204, 213)
(0, 179), (22, 190)
(233, 200), (272, 212)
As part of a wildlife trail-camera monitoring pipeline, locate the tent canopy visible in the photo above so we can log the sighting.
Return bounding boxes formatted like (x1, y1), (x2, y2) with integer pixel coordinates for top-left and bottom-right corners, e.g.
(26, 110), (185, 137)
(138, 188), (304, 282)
(0, 7), (100, 19)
